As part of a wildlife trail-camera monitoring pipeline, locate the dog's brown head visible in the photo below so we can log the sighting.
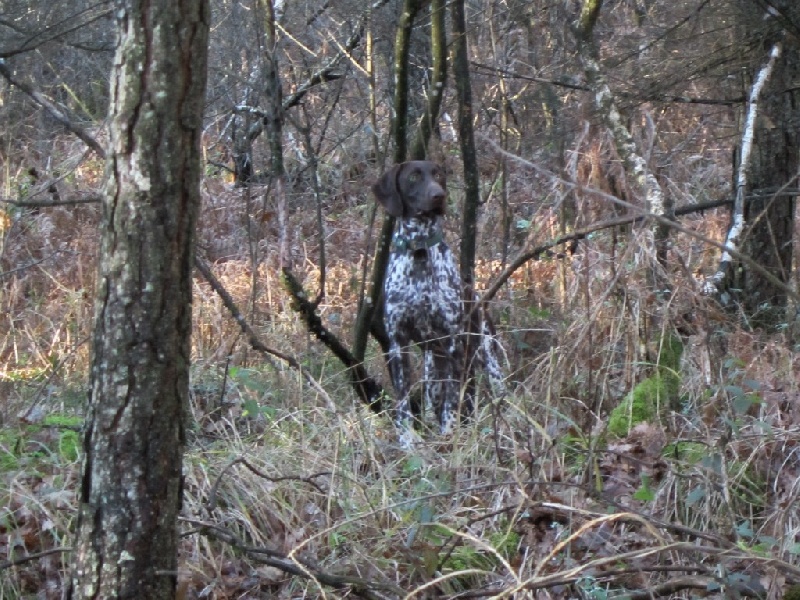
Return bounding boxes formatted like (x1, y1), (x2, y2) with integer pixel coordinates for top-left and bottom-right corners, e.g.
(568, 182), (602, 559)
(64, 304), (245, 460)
(372, 161), (447, 218)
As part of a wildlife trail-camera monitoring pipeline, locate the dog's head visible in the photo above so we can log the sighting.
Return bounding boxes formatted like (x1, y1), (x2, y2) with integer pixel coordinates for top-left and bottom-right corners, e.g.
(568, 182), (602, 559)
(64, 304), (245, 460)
(372, 161), (447, 218)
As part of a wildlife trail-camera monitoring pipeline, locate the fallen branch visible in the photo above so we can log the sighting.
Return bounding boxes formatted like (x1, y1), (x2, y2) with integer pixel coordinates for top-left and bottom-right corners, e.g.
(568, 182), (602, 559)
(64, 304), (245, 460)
(619, 576), (717, 600)
(281, 267), (384, 413)
(194, 256), (337, 406)
(183, 517), (402, 600)
(205, 456), (329, 514)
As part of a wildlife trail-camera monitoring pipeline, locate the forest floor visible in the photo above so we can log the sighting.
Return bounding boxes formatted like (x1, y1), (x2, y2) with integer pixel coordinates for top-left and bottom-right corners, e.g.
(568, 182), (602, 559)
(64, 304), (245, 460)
(2, 168), (800, 599)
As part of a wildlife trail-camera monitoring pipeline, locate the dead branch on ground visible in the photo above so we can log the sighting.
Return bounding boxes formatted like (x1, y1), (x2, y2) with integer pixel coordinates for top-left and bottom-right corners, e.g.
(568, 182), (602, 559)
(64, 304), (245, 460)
(281, 267), (384, 413)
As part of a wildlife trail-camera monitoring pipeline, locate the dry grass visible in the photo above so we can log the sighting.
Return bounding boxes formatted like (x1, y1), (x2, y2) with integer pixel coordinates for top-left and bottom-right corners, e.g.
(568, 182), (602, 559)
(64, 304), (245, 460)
(2, 136), (800, 599)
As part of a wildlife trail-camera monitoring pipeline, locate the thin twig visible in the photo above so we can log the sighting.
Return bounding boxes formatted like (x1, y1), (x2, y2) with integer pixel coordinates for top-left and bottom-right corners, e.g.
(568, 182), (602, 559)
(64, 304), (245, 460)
(0, 59), (106, 157)
(205, 456), (330, 513)
(0, 547), (71, 571)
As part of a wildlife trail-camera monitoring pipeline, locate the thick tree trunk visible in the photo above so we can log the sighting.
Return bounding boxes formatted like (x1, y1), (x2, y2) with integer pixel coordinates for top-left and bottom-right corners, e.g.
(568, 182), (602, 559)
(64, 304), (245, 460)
(69, 1), (209, 598)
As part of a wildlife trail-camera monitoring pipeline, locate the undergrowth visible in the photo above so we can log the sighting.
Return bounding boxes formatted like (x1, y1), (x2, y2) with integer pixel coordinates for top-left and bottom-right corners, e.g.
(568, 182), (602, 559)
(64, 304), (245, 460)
(2, 143), (800, 599)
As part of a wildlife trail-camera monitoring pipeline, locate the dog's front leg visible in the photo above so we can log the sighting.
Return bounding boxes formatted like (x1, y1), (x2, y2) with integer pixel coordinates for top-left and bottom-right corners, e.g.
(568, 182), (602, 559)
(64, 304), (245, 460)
(387, 339), (419, 448)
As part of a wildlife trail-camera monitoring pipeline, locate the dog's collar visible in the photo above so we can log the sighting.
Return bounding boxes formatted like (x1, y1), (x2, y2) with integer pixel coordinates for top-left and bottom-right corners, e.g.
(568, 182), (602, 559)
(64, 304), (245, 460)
(391, 230), (444, 254)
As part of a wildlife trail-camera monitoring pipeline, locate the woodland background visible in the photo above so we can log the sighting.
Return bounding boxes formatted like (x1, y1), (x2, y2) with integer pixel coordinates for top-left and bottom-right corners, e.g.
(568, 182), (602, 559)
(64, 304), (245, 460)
(1, 0), (800, 598)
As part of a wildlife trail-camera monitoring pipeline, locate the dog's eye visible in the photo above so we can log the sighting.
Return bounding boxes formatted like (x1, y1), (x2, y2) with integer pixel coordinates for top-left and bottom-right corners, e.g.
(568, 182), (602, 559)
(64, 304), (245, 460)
(408, 171), (420, 183)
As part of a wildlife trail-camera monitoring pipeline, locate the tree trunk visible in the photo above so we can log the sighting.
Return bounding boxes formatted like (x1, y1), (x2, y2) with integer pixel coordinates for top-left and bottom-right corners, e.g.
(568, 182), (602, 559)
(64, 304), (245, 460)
(262, 0), (284, 181)
(69, 0), (209, 598)
(410, 0), (447, 161)
(738, 42), (799, 328)
(452, 0), (482, 406)
(452, 0), (480, 289)
(353, 0), (422, 362)
(260, 0), (290, 269)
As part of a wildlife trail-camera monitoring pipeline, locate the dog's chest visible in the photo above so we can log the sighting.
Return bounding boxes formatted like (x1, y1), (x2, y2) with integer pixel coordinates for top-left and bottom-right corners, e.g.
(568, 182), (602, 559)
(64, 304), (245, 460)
(385, 245), (462, 337)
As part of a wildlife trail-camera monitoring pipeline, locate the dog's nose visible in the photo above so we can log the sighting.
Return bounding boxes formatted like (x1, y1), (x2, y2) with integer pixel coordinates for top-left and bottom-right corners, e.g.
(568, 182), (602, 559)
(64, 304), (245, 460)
(429, 183), (446, 208)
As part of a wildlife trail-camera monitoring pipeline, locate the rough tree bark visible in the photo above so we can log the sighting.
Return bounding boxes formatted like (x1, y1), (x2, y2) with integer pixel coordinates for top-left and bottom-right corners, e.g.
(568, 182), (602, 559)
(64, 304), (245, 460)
(69, 0), (209, 598)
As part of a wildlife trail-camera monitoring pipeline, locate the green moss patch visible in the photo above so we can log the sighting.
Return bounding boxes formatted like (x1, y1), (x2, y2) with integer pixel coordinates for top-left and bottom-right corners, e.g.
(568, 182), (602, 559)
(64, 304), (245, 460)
(608, 335), (683, 437)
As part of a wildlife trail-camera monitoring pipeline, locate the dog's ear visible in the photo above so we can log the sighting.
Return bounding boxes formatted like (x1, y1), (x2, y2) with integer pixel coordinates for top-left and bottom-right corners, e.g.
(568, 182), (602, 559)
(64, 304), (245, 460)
(372, 164), (404, 217)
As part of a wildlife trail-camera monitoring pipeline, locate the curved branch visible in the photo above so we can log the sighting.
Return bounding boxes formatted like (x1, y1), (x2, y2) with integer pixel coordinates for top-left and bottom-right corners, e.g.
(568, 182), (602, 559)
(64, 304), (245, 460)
(704, 42), (783, 296)
(475, 138), (800, 310)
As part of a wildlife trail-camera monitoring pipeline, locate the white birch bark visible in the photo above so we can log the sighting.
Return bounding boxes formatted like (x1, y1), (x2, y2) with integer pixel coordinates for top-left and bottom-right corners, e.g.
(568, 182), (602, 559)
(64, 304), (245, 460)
(703, 43), (782, 296)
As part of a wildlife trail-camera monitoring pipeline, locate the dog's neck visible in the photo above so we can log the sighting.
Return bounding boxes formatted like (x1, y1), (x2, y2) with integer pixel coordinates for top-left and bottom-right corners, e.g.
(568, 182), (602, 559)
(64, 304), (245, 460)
(392, 214), (444, 254)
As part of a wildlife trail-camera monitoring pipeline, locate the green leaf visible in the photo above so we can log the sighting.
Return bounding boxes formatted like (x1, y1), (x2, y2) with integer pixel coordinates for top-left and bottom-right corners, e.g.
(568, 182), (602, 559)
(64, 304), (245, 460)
(757, 535), (778, 548)
(724, 385), (744, 398)
(733, 393), (759, 415)
(686, 485), (706, 506)
(735, 520), (754, 539)
(701, 453), (722, 474)
(742, 379), (762, 391)
(417, 502), (435, 525)
(402, 455), (425, 475)
(242, 399), (260, 418)
(633, 475), (655, 502)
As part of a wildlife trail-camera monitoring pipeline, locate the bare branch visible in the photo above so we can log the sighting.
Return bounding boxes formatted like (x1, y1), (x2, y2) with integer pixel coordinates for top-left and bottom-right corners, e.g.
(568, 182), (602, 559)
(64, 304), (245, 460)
(0, 2), (113, 58)
(194, 256), (340, 409)
(575, 15), (665, 218)
(0, 58), (106, 157)
(281, 266), (385, 413)
(470, 60), (747, 105)
(0, 547), (71, 571)
(476, 137), (800, 310)
(243, 0), (392, 146)
(205, 456), (329, 514)
(0, 192), (102, 207)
